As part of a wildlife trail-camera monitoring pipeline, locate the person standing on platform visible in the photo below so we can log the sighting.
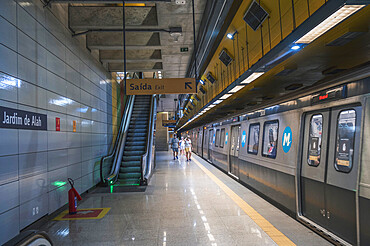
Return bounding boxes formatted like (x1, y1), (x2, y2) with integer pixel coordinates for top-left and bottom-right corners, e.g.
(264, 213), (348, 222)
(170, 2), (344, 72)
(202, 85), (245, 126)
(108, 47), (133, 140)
(185, 135), (192, 161)
(171, 134), (179, 160)
(179, 136), (185, 155)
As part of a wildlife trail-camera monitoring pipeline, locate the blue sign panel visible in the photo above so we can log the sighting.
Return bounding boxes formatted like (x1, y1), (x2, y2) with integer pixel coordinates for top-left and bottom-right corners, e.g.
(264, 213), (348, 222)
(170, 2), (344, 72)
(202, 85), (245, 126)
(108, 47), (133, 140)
(213, 133), (215, 144)
(241, 131), (246, 147)
(282, 126), (292, 153)
(225, 132), (228, 145)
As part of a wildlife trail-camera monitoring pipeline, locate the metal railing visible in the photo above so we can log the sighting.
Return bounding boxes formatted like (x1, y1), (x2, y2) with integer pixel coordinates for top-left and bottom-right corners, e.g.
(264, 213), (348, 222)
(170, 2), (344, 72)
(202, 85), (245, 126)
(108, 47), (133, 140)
(101, 95), (135, 185)
(141, 95), (157, 184)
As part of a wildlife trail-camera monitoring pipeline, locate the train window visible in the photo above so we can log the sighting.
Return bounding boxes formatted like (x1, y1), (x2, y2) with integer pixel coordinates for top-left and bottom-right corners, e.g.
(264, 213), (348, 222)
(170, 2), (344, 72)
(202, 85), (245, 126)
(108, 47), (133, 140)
(220, 128), (225, 148)
(215, 129), (220, 147)
(248, 123), (260, 155)
(307, 114), (323, 166)
(262, 120), (279, 159)
(334, 109), (356, 173)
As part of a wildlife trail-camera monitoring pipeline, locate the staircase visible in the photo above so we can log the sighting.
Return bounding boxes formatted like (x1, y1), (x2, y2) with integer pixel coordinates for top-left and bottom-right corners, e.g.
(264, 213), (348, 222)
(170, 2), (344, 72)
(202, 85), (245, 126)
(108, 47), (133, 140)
(118, 95), (151, 186)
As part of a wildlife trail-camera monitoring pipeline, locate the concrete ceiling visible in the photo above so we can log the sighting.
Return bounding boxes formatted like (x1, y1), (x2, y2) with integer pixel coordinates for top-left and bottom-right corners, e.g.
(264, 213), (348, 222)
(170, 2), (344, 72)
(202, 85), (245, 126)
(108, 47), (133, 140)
(65, 1), (207, 78)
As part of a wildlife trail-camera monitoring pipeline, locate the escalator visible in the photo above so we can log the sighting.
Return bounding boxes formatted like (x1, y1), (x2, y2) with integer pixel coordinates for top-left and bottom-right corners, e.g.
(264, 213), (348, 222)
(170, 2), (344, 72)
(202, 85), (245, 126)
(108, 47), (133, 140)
(101, 94), (157, 190)
(119, 95), (151, 186)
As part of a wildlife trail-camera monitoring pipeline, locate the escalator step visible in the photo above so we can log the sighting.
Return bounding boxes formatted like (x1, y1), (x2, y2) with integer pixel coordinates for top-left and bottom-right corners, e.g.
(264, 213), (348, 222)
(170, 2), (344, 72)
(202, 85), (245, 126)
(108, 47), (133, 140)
(125, 141), (146, 146)
(120, 166), (141, 173)
(119, 172), (141, 179)
(129, 125), (148, 130)
(124, 146), (145, 151)
(127, 133), (147, 137)
(126, 137), (146, 142)
(128, 128), (147, 133)
(122, 156), (141, 161)
(116, 178), (140, 186)
(122, 161), (141, 167)
(123, 150), (145, 156)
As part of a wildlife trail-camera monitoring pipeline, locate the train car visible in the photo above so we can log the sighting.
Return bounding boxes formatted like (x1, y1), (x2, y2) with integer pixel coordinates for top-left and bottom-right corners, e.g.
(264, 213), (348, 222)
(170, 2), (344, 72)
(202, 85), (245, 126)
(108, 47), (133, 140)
(186, 77), (370, 245)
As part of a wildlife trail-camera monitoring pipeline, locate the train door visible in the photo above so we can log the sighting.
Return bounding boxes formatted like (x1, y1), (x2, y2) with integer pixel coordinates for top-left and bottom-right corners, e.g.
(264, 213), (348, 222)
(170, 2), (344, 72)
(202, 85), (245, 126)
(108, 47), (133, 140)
(300, 106), (361, 244)
(197, 131), (202, 154)
(208, 129), (213, 161)
(229, 125), (241, 178)
(203, 129), (208, 159)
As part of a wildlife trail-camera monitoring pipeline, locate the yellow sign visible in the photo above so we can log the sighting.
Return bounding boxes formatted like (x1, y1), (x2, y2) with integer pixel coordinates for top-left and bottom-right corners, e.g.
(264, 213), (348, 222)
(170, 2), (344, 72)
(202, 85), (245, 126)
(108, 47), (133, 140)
(73, 120), (76, 132)
(126, 78), (196, 95)
(162, 120), (176, 127)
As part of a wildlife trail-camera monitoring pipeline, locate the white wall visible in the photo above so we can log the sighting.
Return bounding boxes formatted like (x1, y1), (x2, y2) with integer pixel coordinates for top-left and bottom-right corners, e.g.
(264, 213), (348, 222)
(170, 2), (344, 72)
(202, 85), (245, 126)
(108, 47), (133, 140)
(0, 0), (119, 244)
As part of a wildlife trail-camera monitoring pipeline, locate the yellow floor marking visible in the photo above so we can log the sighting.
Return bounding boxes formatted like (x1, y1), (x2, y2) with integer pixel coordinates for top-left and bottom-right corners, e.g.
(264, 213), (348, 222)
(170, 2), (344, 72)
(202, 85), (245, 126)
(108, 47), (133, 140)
(53, 208), (111, 221)
(193, 158), (296, 246)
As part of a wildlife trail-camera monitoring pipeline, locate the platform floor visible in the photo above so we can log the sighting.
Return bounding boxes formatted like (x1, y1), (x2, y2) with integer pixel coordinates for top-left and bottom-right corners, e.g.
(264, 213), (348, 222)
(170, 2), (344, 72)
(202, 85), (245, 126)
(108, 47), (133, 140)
(38, 151), (332, 245)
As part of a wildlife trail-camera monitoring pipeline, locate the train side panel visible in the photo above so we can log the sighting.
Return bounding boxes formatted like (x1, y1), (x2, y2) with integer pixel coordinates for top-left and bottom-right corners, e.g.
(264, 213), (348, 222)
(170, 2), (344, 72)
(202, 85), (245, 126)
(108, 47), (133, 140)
(238, 111), (301, 213)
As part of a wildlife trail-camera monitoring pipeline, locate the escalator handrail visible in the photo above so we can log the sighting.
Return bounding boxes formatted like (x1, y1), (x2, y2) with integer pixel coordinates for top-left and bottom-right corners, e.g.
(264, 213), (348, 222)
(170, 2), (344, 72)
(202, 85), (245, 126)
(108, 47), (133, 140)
(99, 96), (129, 184)
(103, 95), (135, 184)
(141, 95), (156, 182)
(144, 96), (157, 180)
(4, 230), (53, 246)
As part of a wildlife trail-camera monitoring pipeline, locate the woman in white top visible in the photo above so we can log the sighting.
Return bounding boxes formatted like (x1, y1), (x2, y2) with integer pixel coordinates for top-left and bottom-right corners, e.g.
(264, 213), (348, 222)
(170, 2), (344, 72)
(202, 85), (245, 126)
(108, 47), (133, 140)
(179, 136), (185, 155)
(184, 135), (192, 161)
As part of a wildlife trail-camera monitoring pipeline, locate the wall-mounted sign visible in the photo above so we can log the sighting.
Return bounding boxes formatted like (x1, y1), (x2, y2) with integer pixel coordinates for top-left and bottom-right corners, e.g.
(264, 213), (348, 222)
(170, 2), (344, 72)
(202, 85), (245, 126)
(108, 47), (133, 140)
(56, 117), (60, 131)
(73, 120), (76, 132)
(180, 47), (189, 52)
(0, 106), (47, 130)
(162, 120), (176, 127)
(126, 78), (196, 95)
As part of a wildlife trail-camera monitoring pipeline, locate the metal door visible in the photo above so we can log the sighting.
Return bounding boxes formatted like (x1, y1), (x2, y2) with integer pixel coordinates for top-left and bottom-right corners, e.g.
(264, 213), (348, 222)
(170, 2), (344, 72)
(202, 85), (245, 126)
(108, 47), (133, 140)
(229, 125), (241, 178)
(300, 106), (361, 244)
(300, 110), (330, 229)
(208, 129), (213, 161)
(197, 131), (202, 154)
(202, 129), (207, 158)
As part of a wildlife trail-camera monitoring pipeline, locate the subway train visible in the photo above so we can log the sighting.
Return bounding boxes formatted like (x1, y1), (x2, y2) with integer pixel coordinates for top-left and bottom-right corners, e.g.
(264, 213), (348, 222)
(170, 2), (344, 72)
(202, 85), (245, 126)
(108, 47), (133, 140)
(185, 77), (370, 245)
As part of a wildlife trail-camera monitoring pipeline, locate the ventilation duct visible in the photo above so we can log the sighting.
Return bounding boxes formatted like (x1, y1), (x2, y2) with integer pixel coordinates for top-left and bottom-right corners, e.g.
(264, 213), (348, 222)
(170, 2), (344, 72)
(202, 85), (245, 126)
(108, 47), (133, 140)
(243, 0), (268, 31)
(206, 72), (216, 84)
(219, 49), (233, 66)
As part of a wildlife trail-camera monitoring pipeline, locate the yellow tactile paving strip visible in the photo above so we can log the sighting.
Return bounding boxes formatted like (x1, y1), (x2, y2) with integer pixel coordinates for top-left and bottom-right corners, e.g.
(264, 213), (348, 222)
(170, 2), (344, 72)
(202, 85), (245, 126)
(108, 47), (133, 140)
(193, 158), (296, 246)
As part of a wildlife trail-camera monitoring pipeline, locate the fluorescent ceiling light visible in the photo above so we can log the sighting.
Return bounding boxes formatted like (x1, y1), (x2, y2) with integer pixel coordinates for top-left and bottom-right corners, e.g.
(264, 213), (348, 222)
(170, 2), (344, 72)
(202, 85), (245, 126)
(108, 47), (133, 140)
(220, 94), (232, 100)
(291, 45), (301, 50)
(229, 85), (244, 93)
(208, 104), (216, 108)
(240, 72), (264, 84)
(213, 99), (223, 105)
(296, 5), (365, 44)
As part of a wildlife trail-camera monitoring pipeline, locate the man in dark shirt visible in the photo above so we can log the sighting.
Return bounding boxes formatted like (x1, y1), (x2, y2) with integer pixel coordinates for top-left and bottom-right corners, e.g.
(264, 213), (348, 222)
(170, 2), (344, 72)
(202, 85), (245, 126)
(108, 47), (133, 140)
(171, 134), (180, 160)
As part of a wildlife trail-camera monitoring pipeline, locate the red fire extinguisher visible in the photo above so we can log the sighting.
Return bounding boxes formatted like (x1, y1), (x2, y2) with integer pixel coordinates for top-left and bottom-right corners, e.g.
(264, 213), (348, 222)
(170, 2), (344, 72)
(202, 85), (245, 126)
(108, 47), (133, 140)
(68, 178), (82, 214)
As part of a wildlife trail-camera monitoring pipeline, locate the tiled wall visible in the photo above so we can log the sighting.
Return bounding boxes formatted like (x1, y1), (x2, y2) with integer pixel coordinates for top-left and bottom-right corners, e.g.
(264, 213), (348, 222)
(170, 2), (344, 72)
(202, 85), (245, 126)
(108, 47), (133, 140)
(0, 0), (121, 244)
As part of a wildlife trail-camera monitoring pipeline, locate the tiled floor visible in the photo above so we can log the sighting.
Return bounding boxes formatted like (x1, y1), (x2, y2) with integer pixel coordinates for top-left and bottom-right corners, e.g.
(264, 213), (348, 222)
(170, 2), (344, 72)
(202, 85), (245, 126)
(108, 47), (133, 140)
(38, 151), (332, 245)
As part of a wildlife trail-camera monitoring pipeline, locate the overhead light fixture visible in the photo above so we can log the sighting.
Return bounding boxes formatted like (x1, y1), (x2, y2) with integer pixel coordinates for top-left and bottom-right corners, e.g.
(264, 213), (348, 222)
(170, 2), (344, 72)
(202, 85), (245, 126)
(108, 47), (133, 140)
(213, 99), (223, 105)
(227, 31), (238, 40)
(189, 99), (193, 102)
(199, 79), (205, 85)
(220, 94), (232, 100)
(240, 72), (264, 84)
(291, 45), (301, 50)
(229, 85), (245, 93)
(208, 104), (216, 108)
(296, 5), (365, 44)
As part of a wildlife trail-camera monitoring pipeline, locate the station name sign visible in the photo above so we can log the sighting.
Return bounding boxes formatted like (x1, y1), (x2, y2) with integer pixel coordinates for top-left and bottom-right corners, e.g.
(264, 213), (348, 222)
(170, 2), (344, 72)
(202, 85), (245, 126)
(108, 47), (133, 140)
(0, 106), (47, 130)
(126, 78), (196, 95)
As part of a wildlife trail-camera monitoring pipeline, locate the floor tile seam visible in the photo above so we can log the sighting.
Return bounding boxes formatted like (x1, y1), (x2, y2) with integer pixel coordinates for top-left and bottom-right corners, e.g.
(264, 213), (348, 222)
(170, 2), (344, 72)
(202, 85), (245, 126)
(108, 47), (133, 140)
(192, 157), (296, 246)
